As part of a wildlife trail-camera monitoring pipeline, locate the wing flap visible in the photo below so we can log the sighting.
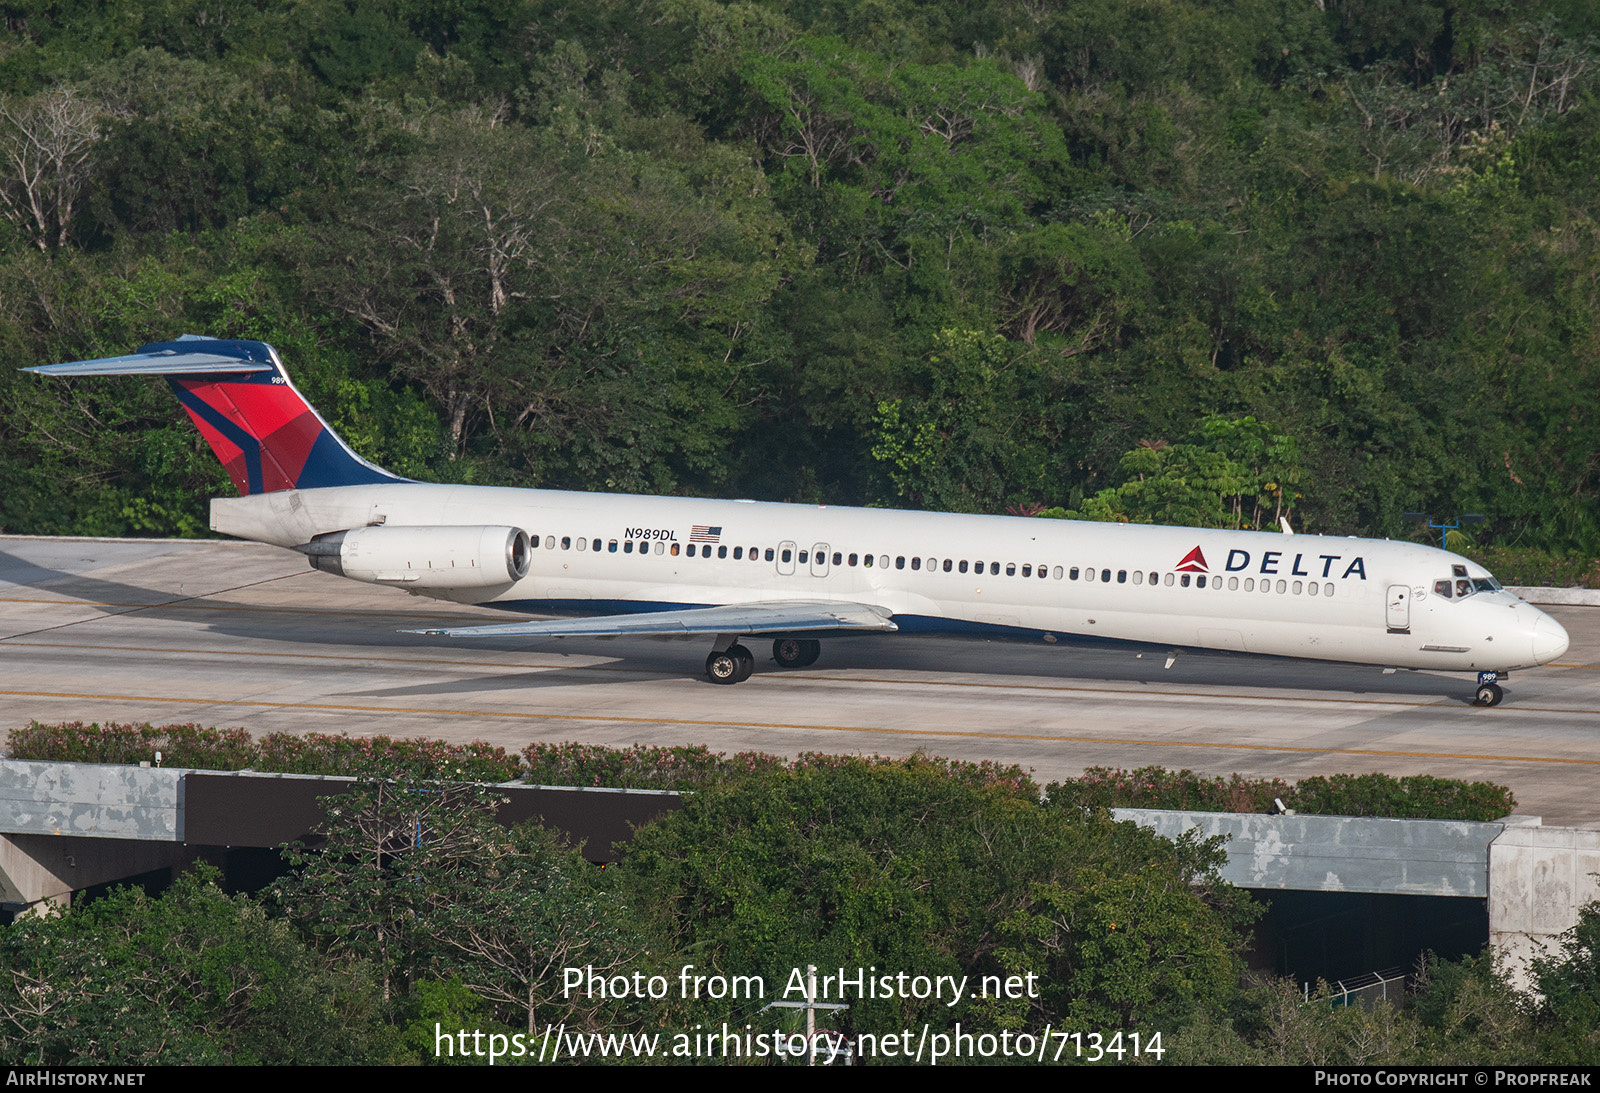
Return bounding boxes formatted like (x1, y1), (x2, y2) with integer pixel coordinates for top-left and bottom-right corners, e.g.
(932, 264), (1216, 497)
(404, 601), (898, 639)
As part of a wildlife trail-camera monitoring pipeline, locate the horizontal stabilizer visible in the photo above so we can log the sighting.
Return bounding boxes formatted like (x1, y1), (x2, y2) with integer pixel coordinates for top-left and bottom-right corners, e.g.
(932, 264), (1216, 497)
(25, 350), (273, 376)
(405, 601), (898, 640)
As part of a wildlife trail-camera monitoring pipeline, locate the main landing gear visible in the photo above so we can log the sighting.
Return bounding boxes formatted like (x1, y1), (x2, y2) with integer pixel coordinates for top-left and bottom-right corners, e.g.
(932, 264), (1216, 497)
(1473, 671), (1505, 708)
(772, 638), (821, 669)
(706, 644), (755, 685)
(705, 638), (822, 684)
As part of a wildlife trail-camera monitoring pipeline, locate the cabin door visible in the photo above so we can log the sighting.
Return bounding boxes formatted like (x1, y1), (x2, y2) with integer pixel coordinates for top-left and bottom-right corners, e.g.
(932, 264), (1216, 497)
(810, 543), (831, 577)
(1386, 585), (1411, 633)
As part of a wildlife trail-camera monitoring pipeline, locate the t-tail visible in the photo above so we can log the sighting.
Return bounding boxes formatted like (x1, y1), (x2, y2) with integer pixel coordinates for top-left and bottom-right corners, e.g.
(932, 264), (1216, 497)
(26, 335), (403, 495)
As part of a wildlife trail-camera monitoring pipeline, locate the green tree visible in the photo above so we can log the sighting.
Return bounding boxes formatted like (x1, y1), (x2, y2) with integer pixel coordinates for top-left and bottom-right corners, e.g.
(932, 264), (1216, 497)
(0, 867), (393, 1065)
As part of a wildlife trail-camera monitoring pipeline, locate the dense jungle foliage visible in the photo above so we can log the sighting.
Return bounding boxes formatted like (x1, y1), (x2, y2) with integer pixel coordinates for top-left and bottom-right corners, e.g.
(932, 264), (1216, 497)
(1, 756), (1596, 1065)
(1, 0), (1598, 557)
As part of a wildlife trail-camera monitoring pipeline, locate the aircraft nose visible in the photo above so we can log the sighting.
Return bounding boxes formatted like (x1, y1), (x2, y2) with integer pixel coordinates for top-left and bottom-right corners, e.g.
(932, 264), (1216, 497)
(1532, 613), (1570, 664)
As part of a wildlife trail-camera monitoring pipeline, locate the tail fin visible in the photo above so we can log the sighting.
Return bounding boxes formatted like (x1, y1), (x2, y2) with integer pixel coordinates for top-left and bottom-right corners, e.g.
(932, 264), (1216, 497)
(26, 335), (403, 496)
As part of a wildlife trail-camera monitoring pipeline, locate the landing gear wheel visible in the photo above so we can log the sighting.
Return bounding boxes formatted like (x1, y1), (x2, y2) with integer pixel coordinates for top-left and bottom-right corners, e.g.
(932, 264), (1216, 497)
(707, 645), (755, 685)
(706, 650), (740, 685)
(772, 638), (821, 669)
(1474, 682), (1504, 707)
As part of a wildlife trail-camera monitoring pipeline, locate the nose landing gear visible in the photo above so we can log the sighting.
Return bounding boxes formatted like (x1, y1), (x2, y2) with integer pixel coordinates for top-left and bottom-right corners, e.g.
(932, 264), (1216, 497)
(1473, 671), (1505, 707)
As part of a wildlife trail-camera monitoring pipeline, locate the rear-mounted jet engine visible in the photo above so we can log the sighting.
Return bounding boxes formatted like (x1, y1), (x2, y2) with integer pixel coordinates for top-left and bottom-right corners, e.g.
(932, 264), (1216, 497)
(298, 525), (530, 590)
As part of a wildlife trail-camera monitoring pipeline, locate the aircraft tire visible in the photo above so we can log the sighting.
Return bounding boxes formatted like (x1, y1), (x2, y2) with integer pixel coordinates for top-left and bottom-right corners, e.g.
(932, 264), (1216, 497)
(730, 644), (755, 683)
(706, 651), (741, 684)
(1474, 682), (1504, 707)
(773, 638), (807, 668)
(797, 639), (821, 667)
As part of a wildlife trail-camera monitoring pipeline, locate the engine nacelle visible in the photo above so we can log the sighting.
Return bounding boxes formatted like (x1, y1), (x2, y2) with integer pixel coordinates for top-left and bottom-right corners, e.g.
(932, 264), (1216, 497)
(299, 525), (530, 590)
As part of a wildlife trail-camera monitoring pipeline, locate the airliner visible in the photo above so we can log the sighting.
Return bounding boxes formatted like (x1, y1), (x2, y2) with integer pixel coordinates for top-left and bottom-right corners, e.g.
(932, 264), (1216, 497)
(28, 336), (1570, 706)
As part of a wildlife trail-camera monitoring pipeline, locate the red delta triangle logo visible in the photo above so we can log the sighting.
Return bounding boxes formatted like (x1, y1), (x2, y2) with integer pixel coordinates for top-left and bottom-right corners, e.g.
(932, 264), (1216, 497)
(1175, 546), (1208, 573)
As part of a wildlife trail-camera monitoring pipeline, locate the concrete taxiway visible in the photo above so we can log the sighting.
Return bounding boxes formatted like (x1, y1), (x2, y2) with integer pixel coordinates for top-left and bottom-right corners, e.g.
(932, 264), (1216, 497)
(2, 535), (1597, 824)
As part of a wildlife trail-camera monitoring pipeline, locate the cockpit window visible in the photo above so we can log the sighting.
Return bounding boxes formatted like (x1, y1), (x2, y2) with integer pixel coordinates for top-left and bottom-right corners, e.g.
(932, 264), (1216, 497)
(1455, 579), (1473, 598)
(1473, 577), (1498, 593)
(1434, 580), (1452, 598)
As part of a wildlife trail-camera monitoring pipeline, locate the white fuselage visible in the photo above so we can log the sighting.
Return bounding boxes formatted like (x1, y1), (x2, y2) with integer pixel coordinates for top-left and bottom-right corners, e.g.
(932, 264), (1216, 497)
(212, 482), (1570, 673)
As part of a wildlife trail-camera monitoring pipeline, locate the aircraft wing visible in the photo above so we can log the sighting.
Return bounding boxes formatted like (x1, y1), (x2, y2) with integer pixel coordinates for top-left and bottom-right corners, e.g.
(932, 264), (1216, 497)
(403, 601), (898, 640)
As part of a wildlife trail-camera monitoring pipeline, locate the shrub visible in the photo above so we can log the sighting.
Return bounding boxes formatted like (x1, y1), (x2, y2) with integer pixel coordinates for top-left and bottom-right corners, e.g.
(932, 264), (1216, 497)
(1045, 766), (1515, 821)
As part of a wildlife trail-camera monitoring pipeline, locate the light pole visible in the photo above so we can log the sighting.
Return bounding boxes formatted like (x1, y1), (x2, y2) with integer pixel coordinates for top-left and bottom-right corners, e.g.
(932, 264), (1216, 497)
(1403, 511), (1485, 551)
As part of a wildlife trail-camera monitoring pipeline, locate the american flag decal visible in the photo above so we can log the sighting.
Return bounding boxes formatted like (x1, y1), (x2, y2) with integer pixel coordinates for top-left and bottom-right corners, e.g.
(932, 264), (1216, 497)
(690, 525), (722, 543)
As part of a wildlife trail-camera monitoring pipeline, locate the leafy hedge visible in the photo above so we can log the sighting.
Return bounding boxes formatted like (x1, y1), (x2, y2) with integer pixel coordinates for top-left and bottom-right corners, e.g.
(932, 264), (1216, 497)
(1463, 547), (1600, 589)
(7, 726), (1514, 819)
(521, 741), (1038, 796)
(6, 722), (520, 782)
(6, 723), (1035, 795)
(1045, 766), (1518, 822)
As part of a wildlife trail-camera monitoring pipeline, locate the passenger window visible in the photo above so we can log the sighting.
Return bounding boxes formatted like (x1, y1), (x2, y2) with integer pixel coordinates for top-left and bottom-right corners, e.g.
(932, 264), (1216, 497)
(669, 543), (678, 556)
(1023, 564), (1033, 578)
(733, 547), (743, 559)
(578, 537), (588, 551)
(1276, 579), (1287, 593)
(912, 557), (921, 571)
(591, 539), (601, 552)
(1117, 570), (1127, 583)
(943, 559), (952, 572)
(1086, 568), (1095, 582)
(531, 533), (540, 548)
(799, 551), (808, 564)
(1132, 571), (1141, 585)
(879, 555), (888, 568)
(833, 552), (842, 565)
(781, 549), (791, 563)
(687, 544), (697, 557)
(765, 548), (775, 561)
(1164, 573), (1174, 586)
(959, 561), (969, 574)
(562, 536), (572, 550)
(1325, 583), (1334, 596)
(1148, 572), (1158, 585)
(1196, 575), (1206, 588)
(1101, 569), (1111, 582)
(1227, 577), (1237, 590)
(866, 555), (876, 567)
(1051, 566), (1063, 579)
(1181, 574), (1191, 587)
(849, 553), (859, 566)
(1307, 581), (1318, 596)
(1244, 578), (1254, 591)
(988, 562), (998, 575)
(1292, 580), (1303, 594)
(624, 540), (634, 553)
(1070, 567), (1080, 580)
(544, 535), (555, 550)
(655, 542), (664, 555)
(1006, 563), (1016, 576)
(608, 540), (618, 553)
(896, 557), (906, 570)
(718, 546), (728, 559)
